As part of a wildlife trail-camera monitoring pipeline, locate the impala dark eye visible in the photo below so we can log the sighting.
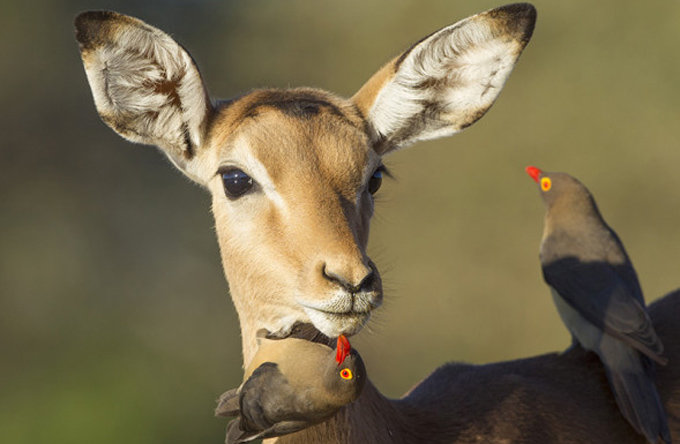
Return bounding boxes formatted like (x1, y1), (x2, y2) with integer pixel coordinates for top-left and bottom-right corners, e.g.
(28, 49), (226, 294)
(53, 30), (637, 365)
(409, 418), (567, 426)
(368, 169), (383, 195)
(221, 168), (255, 199)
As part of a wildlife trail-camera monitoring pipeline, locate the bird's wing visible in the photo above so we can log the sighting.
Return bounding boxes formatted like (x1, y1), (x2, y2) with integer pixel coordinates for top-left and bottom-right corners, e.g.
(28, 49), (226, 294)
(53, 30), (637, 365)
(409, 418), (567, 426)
(543, 258), (666, 364)
(215, 388), (240, 417)
(238, 362), (305, 436)
(225, 418), (247, 444)
(226, 419), (310, 444)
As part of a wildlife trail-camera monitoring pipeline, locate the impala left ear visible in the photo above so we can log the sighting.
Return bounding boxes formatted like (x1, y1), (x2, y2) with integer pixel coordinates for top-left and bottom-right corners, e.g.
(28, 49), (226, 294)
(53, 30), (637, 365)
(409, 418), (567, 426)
(352, 3), (536, 154)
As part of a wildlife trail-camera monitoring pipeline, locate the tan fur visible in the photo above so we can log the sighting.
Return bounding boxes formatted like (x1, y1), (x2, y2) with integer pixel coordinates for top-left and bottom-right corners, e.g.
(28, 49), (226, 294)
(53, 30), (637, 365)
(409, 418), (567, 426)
(352, 58), (397, 123)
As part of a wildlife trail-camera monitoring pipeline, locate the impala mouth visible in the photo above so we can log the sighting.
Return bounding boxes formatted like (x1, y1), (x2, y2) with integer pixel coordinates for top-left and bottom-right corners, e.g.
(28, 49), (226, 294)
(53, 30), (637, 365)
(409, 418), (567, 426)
(295, 288), (381, 338)
(301, 305), (372, 338)
(308, 306), (372, 317)
(261, 298), (378, 344)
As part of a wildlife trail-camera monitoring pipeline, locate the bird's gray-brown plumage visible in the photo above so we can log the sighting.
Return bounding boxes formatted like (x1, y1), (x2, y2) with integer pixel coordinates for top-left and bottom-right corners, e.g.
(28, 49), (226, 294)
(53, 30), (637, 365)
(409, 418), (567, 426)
(526, 166), (671, 444)
(215, 333), (366, 443)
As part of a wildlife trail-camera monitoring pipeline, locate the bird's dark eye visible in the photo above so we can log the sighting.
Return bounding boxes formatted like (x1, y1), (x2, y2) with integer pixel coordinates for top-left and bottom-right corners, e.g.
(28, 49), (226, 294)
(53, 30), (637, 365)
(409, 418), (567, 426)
(221, 168), (255, 199)
(368, 169), (383, 195)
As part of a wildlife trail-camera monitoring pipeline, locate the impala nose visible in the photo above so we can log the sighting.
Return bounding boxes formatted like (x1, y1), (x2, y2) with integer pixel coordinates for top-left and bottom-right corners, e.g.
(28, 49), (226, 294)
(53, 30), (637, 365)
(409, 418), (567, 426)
(321, 260), (375, 293)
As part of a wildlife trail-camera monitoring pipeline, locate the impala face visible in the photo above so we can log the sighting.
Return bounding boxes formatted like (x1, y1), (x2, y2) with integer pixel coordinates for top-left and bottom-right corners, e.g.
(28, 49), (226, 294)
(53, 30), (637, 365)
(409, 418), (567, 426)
(74, 4), (536, 363)
(205, 90), (384, 339)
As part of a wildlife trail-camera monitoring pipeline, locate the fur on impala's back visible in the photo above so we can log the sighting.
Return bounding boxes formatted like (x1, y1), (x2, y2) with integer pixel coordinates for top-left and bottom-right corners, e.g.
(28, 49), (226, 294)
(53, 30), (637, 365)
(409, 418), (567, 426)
(72, 4), (680, 443)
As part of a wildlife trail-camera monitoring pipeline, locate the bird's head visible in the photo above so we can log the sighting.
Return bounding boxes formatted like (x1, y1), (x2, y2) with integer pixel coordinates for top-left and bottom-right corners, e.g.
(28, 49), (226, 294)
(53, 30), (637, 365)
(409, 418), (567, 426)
(323, 334), (366, 404)
(525, 166), (595, 212)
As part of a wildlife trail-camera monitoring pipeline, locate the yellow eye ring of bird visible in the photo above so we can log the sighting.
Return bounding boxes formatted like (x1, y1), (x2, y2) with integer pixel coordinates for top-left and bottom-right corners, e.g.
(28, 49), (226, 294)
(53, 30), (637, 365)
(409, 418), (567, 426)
(340, 368), (353, 380)
(540, 177), (552, 192)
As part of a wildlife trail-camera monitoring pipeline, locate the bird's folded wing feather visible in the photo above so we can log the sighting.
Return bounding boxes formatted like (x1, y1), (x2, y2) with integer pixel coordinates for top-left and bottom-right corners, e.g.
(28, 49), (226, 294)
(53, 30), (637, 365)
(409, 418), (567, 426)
(227, 419), (311, 444)
(543, 258), (666, 364)
(238, 362), (300, 434)
(221, 362), (313, 443)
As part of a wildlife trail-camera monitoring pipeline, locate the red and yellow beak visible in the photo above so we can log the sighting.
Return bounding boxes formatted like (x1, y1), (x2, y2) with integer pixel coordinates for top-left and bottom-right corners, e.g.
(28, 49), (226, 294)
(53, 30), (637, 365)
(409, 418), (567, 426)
(525, 165), (542, 183)
(336, 334), (351, 365)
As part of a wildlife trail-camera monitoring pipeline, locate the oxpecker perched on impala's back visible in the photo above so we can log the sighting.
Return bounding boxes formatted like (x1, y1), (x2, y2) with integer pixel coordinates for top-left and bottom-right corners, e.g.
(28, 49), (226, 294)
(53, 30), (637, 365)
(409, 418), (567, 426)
(526, 166), (671, 444)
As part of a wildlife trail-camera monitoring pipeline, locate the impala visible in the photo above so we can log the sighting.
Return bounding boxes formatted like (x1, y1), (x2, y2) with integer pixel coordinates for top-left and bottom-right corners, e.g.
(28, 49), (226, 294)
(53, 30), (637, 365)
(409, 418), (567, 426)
(75, 4), (679, 442)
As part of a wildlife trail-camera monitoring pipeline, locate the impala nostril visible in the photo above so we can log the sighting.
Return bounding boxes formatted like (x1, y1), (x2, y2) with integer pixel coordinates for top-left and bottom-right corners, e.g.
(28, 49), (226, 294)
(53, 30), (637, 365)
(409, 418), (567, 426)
(321, 263), (349, 290)
(355, 269), (375, 293)
(321, 264), (334, 283)
(321, 262), (375, 293)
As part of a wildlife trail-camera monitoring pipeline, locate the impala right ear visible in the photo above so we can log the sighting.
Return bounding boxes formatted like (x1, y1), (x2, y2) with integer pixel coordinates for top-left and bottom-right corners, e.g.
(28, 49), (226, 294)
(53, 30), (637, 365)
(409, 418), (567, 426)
(74, 11), (213, 181)
(352, 3), (536, 154)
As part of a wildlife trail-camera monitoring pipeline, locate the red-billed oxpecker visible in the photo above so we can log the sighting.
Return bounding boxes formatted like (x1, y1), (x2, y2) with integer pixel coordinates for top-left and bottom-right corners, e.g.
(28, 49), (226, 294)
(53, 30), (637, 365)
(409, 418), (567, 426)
(215, 333), (365, 443)
(526, 166), (671, 444)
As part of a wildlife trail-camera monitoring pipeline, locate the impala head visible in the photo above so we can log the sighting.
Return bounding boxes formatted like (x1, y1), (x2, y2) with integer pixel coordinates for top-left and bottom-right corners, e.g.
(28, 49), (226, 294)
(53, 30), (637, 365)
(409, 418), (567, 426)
(75, 4), (536, 364)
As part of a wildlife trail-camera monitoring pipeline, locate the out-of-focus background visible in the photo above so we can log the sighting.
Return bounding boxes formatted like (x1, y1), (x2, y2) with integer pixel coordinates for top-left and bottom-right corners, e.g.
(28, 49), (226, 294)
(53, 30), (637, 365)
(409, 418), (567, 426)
(1, 0), (678, 442)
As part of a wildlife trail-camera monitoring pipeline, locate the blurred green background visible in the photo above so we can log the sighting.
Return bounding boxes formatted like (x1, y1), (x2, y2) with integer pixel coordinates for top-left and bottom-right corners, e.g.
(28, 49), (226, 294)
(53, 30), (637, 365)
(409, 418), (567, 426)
(1, 0), (679, 442)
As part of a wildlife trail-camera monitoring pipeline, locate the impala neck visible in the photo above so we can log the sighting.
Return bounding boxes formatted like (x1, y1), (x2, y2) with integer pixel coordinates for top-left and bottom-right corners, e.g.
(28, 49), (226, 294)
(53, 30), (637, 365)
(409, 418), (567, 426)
(238, 321), (259, 368)
(233, 291), (415, 441)
(228, 279), (299, 367)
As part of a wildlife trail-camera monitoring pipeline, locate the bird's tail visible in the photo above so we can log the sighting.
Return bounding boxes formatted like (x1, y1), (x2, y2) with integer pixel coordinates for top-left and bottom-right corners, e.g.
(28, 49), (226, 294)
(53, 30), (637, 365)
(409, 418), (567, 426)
(606, 356), (672, 444)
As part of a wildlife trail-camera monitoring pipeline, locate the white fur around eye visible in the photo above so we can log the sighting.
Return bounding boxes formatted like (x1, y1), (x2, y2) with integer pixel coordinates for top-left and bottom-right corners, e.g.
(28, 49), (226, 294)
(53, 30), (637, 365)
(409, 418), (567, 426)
(219, 136), (289, 215)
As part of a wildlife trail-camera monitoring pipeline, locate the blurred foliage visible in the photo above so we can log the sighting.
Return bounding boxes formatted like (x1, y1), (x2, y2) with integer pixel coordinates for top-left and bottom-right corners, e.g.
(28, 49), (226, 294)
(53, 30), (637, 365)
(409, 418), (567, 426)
(1, 0), (679, 443)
